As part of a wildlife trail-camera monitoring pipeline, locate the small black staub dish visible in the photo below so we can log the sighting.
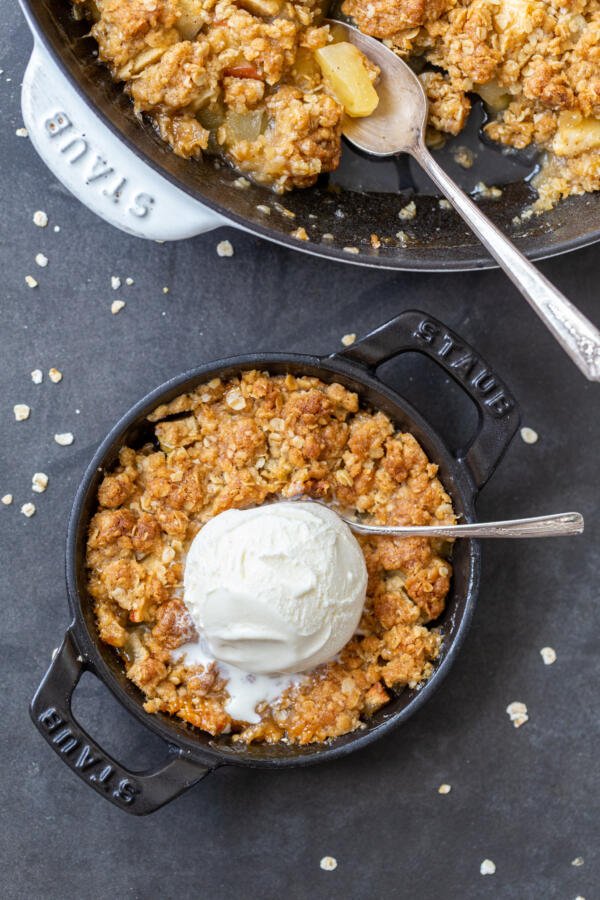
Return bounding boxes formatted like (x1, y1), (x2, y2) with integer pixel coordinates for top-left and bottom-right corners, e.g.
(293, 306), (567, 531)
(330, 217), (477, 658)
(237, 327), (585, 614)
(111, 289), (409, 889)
(31, 310), (519, 814)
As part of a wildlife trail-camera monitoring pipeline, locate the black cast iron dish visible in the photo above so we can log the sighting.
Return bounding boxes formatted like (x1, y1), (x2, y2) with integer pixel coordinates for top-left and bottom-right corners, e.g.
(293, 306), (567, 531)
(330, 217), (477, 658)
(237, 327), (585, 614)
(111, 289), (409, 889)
(21, 0), (600, 270)
(31, 311), (519, 814)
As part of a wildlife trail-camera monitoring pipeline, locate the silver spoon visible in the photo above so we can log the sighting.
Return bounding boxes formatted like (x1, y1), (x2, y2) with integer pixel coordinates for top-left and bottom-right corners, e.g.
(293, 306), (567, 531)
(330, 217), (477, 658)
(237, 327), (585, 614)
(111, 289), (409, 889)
(310, 503), (584, 538)
(327, 18), (600, 382)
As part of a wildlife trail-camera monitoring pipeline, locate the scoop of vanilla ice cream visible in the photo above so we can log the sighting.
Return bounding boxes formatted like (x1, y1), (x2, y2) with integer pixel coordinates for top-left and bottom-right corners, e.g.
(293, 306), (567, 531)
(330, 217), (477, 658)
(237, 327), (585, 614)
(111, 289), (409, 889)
(183, 502), (367, 674)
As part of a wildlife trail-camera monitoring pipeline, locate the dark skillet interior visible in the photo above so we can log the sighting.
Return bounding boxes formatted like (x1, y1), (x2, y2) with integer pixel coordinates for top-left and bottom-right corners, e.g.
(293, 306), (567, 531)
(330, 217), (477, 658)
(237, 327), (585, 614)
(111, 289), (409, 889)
(69, 356), (479, 767)
(26, 0), (600, 270)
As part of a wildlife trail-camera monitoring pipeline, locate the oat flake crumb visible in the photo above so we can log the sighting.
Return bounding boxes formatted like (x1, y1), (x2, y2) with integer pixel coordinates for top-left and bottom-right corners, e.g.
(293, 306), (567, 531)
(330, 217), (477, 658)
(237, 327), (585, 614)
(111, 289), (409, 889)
(16, 127), (28, 137)
(571, 857), (584, 867)
(111, 276), (121, 290)
(33, 210), (48, 228)
(341, 333), (356, 347)
(32, 472), (49, 493)
(14, 404), (31, 421)
(540, 646), (557, 665)
(320, 857), (338, 871)
(343, 246), (360, 255)
(506, 701), (528, 728)
(1, 494), (13, 505)
(217, 240), (234, 257)
(162, 286), (170, 294)
(480, 859), (496, 876)
(125, 277), (134, 286)
(520, 426), (539, 444)
(31, 369), (43, 384)
(439, 199), (451, 210)
(48, 367), (63, 384)
(53, 225), (61, 233)
(256, 204), (271, 215)
(111, 300), (126, 315)
(398, 201), (417, 221)
(35, 253), (48, 268)
(438, 783), (452, 794)
(21, 502), (36, 518)
(25, 275), (38, 289)
(54, 432), (74, 446)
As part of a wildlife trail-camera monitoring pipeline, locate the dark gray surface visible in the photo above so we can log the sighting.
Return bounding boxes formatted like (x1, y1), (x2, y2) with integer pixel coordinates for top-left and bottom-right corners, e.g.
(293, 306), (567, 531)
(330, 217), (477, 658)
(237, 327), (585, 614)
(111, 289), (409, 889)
(1, 7), (599, 900)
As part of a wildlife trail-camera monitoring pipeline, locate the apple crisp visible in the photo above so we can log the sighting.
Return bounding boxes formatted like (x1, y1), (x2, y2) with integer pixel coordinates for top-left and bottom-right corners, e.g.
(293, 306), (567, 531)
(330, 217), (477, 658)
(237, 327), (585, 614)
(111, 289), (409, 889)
(86, 371), (456, 745)
(72, 0), (599, 209)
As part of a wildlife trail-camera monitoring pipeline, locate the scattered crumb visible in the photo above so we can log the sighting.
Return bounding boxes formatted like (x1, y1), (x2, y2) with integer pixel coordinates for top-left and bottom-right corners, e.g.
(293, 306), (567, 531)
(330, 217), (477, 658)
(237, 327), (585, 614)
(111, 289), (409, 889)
(233, 176), (250, 189)
(25, 275), (38, 288)
(439, 199), (451, 210)
(16, 127), (28, 137)
(35, 253), (48, 268)
(571, 857), (584, 867)
(1, 494), (13, 505)
(506, 701), (528, 728)
(512, 209), (534, 226)
(370, 233), (381, 249)
(320, 857), (337, 872)
(53, 225), (61, 233)
(33, 210), (48, 228)
(473, 182), (503, 200)
(438, 783), (452, 795)
(291, 226), (309, 241)
(54, 432), (74, 446)
(520, 427), (539, 444)
(110, 276), (121, 290)
(48, 367), (63, 384)
(334, 208), (345, 219)
(32, 472), (48, 493)
(14, 404), (31, 421)
(343, 246), (360, 255)
(341, 333), (356, 347)
(217, 239), (234, 258)
(21, 502), (36, 518)
(162, 286), (169, 294)
(274, 203), (295, 219)
(453, 146), (474, 169)
(322, 233), (334, 241)
(480, 859), (496, 876)
(540, 647), (557, 665)
(256, 204), (271, 215)
(31, 369), (43, 385)
(399, 201), (416, 221)
(395, 231), (408, 246)
(111, 300), (126, 315)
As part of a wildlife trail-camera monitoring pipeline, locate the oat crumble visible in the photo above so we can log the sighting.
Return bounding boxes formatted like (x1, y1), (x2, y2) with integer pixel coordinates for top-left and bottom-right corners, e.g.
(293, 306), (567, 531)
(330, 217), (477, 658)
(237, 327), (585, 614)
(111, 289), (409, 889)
(32, 473), (49, 493)
(506, 700), (528, 727)
(86, 371), (456, 745)
(48, 368), (63, 384)
(111, 300), (126, 315)
(13, 404), (31, 422)
(216, 239), (234, 257)
(33, 210), (48, 228)
(35, 253), (48, 268)
(520, 427), (539, 444)
(21, 502), (36, 518)
(320, 857), (338, 871)
(25, 276), (38, 289)
(54, 432), (74, 446)
(31, 369), (43, 385)
(540, 646), (557, 665)
(341, 333), (356, 347)
(1, 494), (13, 505)
(480, 859), (496, 876)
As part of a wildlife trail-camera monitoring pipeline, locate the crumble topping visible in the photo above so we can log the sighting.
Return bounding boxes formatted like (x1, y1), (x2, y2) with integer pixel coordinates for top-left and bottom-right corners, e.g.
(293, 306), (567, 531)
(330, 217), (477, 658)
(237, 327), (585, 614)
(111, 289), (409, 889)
(86, 371), (456, 745)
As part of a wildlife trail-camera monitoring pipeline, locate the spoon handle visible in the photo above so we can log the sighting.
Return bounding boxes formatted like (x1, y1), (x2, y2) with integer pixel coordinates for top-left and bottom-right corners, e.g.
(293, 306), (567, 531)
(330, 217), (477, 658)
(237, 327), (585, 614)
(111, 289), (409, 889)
(346, 511), (584, 538)
(413, 143), (600, 382)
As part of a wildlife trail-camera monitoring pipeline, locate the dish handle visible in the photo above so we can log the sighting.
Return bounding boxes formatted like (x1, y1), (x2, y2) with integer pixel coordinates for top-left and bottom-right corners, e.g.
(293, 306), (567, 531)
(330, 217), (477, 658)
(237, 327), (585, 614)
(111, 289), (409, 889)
(331, 309), (520, 490)
(30, 629), (212, 815)
(20, 38), (227, 241)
